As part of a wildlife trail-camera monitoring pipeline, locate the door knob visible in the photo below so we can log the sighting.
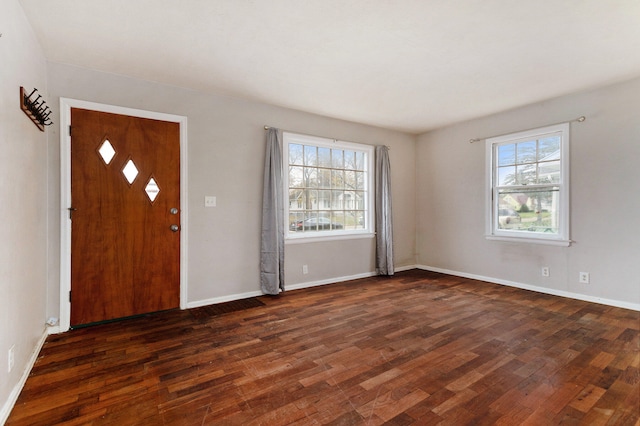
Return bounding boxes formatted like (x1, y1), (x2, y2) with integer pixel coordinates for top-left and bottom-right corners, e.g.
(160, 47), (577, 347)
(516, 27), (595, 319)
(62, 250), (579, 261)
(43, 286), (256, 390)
(170, 224), (179, 232)
(170, 208), (179, 215)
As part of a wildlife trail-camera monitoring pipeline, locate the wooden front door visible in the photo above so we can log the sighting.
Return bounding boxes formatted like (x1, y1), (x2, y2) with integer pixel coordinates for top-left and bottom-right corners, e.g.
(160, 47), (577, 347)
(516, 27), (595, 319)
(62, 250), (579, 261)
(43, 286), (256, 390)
(70, 108), (180, 326)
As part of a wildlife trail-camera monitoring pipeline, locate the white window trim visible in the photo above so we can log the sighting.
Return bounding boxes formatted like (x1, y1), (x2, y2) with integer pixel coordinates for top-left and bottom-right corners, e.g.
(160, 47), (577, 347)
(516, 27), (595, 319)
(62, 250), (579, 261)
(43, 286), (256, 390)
(283, 132), (375, 242)
(485, 123), (571, 246)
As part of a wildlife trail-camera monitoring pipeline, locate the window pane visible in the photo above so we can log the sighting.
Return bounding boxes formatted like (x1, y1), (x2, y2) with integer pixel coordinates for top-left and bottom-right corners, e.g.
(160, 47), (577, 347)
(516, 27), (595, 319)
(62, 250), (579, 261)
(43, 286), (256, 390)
(144, 177), (160, 202)
(497, 144), (515, 166)
(497, 188), (560, 234)
(354, 171), (365, 190)
(517, 164), (537, 185)
(307, 190), (318, 210)
(332, 190), (343, 209)
(342, 192), (354, 209)
(344, 151), (356, 169)
(289, 211), (305, 231)
(304, 145), (317, 166)
(304, 216), (319, 231)
(330, 212), (344, 230)
(341, 211), (359, 230)
(332, 149), (343, 168)
(98, 139), (116, 165)
(344, 170), (356, 190)
(318, 147), (331, 167)
(538, 136), (560, 161)
(355, 152), (365, 171)
(289, 166), (303, 187)
(304, 167), (318, 188)
(318, 169), (331, 188)
(122, 159), (139, 184)
(289, 144), (303, 165)
(289, 189), (304, 210)
(332, 170), (345, 189)
(538, 160), (560, 184)
(318, 190), (331, 209)
(497, 166), (516, 186)
(354, 191), (365, 209)
(516, 140), (536, 164)
(345, 210), (365, 229)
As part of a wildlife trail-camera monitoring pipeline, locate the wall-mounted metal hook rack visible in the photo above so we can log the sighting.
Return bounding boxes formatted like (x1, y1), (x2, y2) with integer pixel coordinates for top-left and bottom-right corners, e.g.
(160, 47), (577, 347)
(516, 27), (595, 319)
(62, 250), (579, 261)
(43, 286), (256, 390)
(20, 87), (53, 132)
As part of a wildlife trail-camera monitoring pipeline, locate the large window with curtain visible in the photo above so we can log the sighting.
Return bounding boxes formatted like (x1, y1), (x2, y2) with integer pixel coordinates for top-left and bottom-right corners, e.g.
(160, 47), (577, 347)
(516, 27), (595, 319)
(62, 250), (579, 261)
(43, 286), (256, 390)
(283, 132), (374, 240)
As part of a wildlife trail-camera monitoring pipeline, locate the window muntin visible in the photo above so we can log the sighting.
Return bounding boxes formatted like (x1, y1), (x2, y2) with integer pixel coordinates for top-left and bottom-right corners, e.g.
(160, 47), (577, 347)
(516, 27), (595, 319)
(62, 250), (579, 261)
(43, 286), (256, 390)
(284, 132), (373, 240)
(487, 123), (570, 245)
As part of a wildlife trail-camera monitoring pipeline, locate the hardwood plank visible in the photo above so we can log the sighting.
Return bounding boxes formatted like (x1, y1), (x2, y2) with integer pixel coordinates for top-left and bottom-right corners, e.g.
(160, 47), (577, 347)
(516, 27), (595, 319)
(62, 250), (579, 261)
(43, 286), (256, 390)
(7, 270), (639, 425)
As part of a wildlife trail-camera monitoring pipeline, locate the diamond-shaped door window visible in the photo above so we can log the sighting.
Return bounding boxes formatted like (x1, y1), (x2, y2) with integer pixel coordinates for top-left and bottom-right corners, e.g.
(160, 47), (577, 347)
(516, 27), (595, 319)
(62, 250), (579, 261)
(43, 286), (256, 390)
(145, 177), (160, 202)
(122, 159), (139, 184)
(98, 139), (116, 165)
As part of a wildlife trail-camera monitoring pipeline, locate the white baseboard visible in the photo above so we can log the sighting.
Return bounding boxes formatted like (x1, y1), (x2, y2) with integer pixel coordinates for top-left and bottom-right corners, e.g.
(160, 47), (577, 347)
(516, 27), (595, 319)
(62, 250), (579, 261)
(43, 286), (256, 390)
(186, 269), (394, 308)
(185, 290), (263, 309)
(416, 264), (640, 312)
(0, 328), (48, 425)
(286, 271), (378, 292)
(284, 263), (421, 291)
(393, 264), (417, 273)
(186, 264), (640, 316)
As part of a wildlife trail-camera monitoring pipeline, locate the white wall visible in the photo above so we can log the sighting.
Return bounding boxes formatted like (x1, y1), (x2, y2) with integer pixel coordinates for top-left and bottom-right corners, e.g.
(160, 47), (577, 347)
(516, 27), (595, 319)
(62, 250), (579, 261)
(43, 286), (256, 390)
(0, 0), (48, 421)
(416, 77), (640, 309)
(45, 62), (417, 316)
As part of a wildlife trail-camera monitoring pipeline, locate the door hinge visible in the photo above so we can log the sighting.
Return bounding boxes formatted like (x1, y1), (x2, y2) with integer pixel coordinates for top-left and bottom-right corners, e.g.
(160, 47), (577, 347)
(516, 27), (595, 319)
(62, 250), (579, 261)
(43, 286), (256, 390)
(69, 125), (72, 136)
(69, 291), (72, 303)
(68, 207), (77, 220)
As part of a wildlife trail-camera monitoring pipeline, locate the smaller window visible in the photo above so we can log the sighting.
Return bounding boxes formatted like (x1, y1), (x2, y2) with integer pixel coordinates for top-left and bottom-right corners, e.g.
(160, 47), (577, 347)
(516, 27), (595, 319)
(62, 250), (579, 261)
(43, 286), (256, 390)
(284, 132), (374, 241)
(486, 123), (570, 246)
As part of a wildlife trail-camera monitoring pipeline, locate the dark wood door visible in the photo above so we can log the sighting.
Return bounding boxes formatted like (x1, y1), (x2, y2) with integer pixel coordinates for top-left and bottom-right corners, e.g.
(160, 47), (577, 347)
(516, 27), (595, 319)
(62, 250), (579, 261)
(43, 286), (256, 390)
(70, 108), (180, 326)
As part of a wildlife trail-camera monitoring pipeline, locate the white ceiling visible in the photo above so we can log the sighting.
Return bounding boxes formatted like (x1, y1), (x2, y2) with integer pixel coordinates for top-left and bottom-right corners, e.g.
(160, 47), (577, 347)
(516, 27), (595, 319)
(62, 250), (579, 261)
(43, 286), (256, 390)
(18, 0), (640, 134)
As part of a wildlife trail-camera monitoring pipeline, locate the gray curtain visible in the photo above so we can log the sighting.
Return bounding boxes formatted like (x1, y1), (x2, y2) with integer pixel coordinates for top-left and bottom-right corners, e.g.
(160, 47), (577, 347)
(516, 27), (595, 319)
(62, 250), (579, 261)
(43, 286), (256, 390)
(375, 145), (394, 275)
(260, 128), (285, 294)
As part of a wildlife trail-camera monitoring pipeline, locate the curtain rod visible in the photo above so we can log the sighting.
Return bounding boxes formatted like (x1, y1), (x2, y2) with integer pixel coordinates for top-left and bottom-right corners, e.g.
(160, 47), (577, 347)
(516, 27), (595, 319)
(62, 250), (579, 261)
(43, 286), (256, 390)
(264, 125), (390, 150)
(265, 125), (337, 142)
(469, 116), (586, 144)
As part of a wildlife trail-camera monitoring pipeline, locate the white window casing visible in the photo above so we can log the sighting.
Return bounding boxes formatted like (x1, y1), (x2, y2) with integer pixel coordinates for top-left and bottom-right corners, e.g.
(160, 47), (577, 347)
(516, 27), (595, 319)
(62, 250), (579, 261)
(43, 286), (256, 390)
(283, 132), (375, 243)
(485, 123), (570, 246)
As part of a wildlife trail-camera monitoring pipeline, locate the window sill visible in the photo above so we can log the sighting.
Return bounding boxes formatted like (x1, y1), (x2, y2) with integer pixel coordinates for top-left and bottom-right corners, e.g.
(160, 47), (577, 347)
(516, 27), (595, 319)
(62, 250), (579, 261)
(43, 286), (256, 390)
(285, 232), (375, 245)
(486, 235), (572, 247)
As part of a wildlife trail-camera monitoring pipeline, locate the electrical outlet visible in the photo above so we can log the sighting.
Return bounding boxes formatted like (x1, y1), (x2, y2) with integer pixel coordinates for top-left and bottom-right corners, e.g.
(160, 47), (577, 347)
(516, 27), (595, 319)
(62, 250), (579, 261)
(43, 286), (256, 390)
(541, 267), (550, 277)
(579, 272), (590, 284)
(8, 345), (15, 373)
(204, 196), (216, 207)
(302, 265), (308, 275)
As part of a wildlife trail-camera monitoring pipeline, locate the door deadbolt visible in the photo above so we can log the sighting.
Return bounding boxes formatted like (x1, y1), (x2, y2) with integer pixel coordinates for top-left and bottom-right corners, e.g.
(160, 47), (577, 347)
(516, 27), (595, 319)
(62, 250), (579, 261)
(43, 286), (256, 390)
(170, 208), (179, 215)
(170, 224), (179, 232)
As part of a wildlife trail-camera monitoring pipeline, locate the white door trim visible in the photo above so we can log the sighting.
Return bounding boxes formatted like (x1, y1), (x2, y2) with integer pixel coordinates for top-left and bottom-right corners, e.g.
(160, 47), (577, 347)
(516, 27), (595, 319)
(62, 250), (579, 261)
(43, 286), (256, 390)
(59, 98), (188, 331)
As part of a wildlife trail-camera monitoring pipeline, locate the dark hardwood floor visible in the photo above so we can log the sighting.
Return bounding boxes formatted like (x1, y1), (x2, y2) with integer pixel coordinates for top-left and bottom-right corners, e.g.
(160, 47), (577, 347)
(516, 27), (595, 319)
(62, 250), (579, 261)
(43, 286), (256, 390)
(7, 270), (640, 425)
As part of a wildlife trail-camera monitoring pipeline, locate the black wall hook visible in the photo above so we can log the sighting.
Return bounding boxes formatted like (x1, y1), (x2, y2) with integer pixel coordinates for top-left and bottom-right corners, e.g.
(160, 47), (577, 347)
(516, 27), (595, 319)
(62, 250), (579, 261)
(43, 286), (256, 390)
(20, 87), (53, 132)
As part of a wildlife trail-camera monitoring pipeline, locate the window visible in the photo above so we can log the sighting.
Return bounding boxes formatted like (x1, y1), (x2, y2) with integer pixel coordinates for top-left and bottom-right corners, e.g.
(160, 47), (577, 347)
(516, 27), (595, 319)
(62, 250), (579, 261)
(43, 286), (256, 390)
(284, 132), (374, 240)
(486, 123), (570, 246)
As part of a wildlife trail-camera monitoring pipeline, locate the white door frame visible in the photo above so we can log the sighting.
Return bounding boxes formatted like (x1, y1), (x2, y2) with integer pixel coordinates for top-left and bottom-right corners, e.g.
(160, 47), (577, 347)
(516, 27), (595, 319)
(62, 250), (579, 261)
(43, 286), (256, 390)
(59, 98), (188, 332)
